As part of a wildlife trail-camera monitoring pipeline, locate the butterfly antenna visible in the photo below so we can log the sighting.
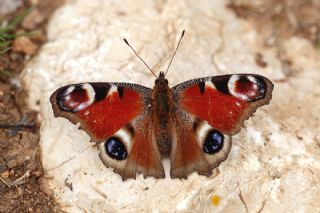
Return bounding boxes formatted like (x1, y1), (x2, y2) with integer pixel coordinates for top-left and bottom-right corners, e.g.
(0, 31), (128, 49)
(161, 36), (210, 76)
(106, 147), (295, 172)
(123, 38), (158, 78)
(164, 30), (185, 77)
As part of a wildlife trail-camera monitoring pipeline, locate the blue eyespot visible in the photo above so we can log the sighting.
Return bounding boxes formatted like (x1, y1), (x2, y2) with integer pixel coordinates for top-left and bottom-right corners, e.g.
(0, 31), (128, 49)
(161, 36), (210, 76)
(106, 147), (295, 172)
(203, 130), (224, 154)
(105, 137), (127, 160)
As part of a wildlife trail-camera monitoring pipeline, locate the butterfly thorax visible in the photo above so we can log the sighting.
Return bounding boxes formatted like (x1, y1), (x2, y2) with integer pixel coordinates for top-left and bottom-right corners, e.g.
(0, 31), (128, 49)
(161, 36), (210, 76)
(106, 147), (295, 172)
(152, 72), (173, 155)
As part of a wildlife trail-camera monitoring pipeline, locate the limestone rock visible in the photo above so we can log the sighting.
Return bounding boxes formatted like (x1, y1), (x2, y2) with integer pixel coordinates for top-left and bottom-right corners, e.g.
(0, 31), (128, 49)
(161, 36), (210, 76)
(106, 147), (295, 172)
(22, 0), (320, 212)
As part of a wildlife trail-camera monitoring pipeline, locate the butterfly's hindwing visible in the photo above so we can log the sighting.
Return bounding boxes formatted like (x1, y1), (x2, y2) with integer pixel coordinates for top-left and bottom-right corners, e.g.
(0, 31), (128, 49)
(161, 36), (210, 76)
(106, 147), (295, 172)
(170, 106), (232, 178)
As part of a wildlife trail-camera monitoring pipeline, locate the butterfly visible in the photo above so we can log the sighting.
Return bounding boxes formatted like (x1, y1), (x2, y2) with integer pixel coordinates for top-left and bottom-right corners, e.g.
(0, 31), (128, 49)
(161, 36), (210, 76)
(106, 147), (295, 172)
(50, 31), (274, 180)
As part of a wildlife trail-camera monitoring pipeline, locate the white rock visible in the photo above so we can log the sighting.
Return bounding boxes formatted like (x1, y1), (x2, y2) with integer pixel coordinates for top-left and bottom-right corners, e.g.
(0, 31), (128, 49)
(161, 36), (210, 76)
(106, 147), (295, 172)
(22, 0), (320, 212)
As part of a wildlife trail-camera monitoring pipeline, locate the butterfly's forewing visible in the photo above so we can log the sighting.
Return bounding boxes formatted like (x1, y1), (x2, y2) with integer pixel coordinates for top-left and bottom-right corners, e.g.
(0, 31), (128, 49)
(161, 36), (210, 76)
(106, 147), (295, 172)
(50, 82), (164, 179)
(170, 74), (273, 178)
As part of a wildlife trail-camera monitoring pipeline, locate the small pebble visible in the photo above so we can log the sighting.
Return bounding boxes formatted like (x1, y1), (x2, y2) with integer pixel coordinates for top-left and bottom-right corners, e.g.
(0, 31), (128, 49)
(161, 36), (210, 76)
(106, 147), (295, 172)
(0, 170), (10, 178)
(12, 36), (38, 55)
(33, 170), (41, 177)
(22, 9), (44, 30)
(7, 159), (17, 168)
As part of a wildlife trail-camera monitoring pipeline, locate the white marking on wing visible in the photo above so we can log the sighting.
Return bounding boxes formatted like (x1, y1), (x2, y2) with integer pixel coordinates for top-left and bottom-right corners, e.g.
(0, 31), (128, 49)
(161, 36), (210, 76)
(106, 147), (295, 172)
(205, 81), (216, 90)
(74, 84), (95, 111)
(114, 127), (133, 152)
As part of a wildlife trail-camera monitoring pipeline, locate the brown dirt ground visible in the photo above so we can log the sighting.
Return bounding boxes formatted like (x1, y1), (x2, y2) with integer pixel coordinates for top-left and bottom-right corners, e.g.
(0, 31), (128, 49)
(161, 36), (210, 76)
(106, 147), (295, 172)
(228, 0), (320, 81)
(228, 0), (320, 47)
(0, 0), (318, 212)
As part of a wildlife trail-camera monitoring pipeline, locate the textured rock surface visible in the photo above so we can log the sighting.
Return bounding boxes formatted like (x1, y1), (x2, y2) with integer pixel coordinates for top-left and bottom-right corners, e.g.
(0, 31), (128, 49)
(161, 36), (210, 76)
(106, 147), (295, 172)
(22, 0), (320, 212)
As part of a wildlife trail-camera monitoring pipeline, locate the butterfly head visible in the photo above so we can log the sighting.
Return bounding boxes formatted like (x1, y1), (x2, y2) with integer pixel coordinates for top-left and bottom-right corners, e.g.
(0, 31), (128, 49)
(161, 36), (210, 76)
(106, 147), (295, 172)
(155, 71), (168, 85)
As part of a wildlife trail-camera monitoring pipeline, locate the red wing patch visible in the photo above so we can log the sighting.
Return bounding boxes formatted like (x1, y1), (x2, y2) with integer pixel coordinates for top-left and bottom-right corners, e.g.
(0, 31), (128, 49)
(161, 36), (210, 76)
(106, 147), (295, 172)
(181, 84), (248, 133)
(77, 90), (142, 141)
(173, 74), (273, 135)
(50, 83), (151, 142)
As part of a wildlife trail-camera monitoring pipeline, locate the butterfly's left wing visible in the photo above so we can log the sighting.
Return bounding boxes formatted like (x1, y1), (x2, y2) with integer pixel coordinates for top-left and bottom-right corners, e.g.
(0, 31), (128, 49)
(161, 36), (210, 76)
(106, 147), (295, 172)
(50, 82), (164, 179)
(170, 74), (273, 178)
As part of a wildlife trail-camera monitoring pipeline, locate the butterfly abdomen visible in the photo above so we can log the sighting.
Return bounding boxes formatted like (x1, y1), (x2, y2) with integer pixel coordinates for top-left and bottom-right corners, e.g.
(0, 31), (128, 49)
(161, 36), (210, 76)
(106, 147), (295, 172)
(152, 78), (174, 155)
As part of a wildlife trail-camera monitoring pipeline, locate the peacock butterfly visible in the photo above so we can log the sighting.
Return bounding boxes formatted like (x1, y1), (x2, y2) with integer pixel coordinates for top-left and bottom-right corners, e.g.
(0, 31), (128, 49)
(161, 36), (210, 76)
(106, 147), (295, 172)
(50, 31), (274, 179)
